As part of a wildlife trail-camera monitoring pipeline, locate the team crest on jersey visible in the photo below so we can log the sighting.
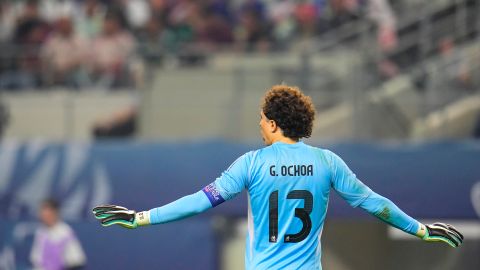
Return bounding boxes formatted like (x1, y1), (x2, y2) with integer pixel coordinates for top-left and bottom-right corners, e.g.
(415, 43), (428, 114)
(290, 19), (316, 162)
(202, 183), (225, 207)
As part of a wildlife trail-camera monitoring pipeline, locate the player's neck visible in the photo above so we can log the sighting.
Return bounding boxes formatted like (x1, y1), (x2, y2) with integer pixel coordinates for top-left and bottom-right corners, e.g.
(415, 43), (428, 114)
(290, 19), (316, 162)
(272, 136), (298, 145)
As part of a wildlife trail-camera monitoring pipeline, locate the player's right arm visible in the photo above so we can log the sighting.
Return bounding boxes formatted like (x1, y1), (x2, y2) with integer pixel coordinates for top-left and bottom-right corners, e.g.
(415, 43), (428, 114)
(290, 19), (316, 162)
(93, 152), (253, 228)
(325, 150), (463, 248)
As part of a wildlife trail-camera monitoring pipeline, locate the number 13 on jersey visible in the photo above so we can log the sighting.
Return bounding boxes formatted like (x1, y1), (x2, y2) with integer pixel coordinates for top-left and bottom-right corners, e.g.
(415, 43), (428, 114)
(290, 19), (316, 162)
(269, 190), (313, 243)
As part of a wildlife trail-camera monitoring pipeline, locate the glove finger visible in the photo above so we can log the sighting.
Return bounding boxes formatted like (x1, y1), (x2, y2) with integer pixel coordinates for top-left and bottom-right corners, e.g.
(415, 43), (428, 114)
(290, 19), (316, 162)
(95, 211), (135, 222)
(433, 223), (463, 244)
(102, 210), (136, 215)
(93, 207), (131, 219)
(93, 205), (117, 212)
(93, 205), (128, 213)
(446, 229), (463, 245)
(93, 205), (129, 215)
(93, 208), (122, 218)
(445, 224), (464, 241)
(436, 237), (458, 248)
(101, 219), (133, 228)
(425, 234), (457, 247)
(444, 234), (461, 247)
(438, 233), (459, 247)
(100, 213), (135, 224)
(94, 211), (117, 219)
(428, 225), (460, 247)
(95, 210), (135, 217)
(100, 217), (136, 229)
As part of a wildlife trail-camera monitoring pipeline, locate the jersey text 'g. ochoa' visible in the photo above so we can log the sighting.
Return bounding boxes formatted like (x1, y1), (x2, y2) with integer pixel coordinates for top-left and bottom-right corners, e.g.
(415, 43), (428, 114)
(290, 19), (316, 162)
(269, 164), (313, 177)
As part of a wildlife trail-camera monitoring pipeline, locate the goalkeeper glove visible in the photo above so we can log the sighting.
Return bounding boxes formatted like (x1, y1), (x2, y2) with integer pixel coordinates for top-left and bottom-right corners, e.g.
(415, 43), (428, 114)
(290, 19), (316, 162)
(416, 222), (464, 248)
(92, 205), (150, 229)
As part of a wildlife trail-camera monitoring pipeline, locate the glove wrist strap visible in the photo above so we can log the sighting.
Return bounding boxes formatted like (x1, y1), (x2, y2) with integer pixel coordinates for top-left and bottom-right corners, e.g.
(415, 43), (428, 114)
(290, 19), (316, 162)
(416, 223), (427, 238)
(135, 211), (151, 226)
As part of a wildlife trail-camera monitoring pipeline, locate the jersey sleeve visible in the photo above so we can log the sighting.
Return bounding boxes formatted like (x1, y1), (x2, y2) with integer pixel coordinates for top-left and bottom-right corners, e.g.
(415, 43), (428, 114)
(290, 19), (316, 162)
(148, 152), (253, 224)
(357, 192), (420, 235)
(149, 190), (213, 224)
(326, 150), (373, 207)
(203, 152), (252, 206)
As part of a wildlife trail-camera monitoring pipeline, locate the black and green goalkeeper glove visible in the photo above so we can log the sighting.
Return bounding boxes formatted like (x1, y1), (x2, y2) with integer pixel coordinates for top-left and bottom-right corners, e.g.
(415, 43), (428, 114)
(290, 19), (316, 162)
(417, 222), (464, 248)
(92, 205), (150, 229)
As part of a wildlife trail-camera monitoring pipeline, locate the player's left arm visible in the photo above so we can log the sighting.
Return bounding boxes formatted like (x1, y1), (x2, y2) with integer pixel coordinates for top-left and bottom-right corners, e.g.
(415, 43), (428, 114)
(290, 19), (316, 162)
(93, 152), (253, 228)
(358, 191), (464, 248)
(326, 150), (464, 248)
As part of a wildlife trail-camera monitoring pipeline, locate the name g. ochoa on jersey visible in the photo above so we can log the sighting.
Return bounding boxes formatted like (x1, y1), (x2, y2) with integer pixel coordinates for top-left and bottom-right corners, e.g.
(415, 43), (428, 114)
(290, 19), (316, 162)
(269, 164), (313, 177)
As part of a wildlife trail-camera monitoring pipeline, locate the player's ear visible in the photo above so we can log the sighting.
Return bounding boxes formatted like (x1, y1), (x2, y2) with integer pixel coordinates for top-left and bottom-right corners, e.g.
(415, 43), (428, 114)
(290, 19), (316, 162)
(270, 119), (278, 133)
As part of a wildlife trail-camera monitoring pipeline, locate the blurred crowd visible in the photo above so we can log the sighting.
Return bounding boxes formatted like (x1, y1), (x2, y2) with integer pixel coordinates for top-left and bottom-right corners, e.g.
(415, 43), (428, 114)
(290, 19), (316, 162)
(0, 0), (397, 90)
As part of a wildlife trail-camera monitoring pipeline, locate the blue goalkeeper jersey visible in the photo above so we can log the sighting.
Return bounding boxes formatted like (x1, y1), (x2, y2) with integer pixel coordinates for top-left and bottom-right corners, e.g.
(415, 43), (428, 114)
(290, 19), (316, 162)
(203, 141), (418, 270)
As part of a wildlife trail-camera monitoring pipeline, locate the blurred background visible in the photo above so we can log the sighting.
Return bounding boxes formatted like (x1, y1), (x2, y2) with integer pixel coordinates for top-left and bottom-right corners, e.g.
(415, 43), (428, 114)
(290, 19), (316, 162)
(0, 0), (479, 269)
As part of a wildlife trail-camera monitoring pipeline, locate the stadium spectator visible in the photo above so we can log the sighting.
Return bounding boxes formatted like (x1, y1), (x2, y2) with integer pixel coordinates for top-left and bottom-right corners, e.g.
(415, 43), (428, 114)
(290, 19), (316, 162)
(0, 2), (17, 42)
(41, 17), (88, 88)
(367, 0), (397, 52)
(73, 0), (106, 40)
(149, 0), (171, 26)
(235, 6), (272, 52)
(410, 36), (478, 107)
(125, 0), (151, 30)
(88, 11), (136, 88)
(315, 0), (396, 39)
(0, 2), (16, 88)
(315, 0), (355, 38)
(267, 0), (296, 49)
(13, 0), (50, 43)
(1, 0), (50, 89)
(294, 2), (320, 39)
(205, 0), (234, 24)
(30, 199), (86, 270)
(162, 0), (201, 53)
(239, 0), (267, 20)
(39, 0), (77, 23)
(195, 10), (234, 50)
(137, 17), (168, 65)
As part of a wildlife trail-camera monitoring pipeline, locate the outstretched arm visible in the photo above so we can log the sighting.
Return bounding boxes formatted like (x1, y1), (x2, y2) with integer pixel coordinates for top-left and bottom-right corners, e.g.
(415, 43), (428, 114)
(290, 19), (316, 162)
(357, 191), (419, 235)
(357, 191), (463, 247)
(93, 189), (213, 228)
(325, 149), (464, 248)
(93, 152), (253, 228)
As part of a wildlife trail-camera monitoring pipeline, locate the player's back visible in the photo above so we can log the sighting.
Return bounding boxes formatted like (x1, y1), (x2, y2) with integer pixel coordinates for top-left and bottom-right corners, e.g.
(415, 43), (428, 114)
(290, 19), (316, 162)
(245, 141), (331, 270)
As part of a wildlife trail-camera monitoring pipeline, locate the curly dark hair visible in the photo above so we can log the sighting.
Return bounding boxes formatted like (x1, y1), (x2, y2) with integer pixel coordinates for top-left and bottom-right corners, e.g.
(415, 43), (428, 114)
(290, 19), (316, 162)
(261, 85), (316, 140)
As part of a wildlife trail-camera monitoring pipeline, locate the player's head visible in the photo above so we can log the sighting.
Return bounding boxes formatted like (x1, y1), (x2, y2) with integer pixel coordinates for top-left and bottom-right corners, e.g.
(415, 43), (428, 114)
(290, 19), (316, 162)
(260, 85), (315, 145)
(39, 198), (60, 227)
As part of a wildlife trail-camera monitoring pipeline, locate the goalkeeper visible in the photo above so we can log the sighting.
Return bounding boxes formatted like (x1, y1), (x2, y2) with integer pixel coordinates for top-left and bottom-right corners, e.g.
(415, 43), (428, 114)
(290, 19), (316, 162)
(94, 85), (463, 270)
